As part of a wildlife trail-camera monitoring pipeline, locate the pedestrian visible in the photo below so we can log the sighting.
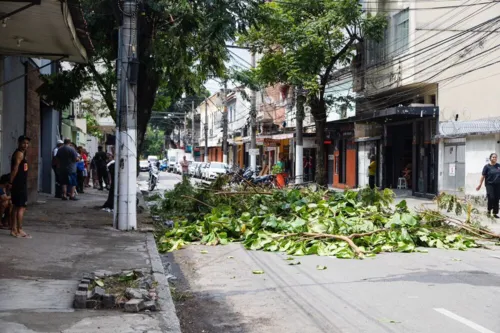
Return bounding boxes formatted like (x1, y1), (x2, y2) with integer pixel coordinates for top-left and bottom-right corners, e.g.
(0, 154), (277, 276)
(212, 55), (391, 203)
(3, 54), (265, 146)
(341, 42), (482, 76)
(102, 156), (115, 210)
(476, 153), (500, 218)
(180, 156), (189, 178)
(368, 156), (377, 189)
(52, 140), (64, 198)
(8, 135), (31, 238)
(56, 139), (78, 201)
(0, 174), (12, 230)
(76, 148), (85, 194)
(94, 146), (109, 190)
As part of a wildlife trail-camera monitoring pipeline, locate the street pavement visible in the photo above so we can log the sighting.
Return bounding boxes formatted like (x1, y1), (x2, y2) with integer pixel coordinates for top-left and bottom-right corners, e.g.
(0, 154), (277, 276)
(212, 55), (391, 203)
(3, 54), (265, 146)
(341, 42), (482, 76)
(158, 175), (500, 333)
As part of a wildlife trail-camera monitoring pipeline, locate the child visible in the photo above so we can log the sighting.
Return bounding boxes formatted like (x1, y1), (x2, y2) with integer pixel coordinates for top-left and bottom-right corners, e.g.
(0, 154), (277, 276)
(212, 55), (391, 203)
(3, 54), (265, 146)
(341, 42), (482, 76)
(0, 174), (12, 229)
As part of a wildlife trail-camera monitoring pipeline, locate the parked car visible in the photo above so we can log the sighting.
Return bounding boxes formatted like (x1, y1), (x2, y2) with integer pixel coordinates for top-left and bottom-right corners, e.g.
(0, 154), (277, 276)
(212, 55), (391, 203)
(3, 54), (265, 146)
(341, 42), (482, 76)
(139, 160), (149, 172)
(189, 162), (201, 176)
(205, 162), (229, 180)
(195, 163), (206, 178)
(200, 163), (210, 179)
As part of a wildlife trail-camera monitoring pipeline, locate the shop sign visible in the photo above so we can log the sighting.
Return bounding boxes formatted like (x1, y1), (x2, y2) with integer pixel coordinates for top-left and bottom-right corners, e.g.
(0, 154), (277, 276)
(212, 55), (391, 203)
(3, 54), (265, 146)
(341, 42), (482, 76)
(328, 154), (334, 161)
(249, 148), (259, 156)
(324, 140), (332, 145)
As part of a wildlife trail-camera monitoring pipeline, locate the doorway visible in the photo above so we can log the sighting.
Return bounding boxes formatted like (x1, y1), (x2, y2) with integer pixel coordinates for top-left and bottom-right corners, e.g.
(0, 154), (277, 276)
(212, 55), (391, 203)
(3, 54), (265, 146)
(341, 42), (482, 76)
(384, 123), (413, 189)
(327, 144), (334, 185)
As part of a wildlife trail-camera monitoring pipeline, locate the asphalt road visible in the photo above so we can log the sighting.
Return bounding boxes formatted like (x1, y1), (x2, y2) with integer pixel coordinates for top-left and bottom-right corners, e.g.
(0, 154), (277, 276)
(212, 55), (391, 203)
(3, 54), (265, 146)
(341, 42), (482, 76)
(152, 173), (500, 333)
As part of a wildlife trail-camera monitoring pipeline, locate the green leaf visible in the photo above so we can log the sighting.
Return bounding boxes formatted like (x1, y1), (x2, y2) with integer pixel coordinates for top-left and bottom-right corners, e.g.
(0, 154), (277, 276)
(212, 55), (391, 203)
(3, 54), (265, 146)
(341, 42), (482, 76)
(288, 261), (301, 266)
(95, 279), (104, 287)
(252, 270), (265, 275)
(316, 265), (327, 270)
(200, 250), (208, 254)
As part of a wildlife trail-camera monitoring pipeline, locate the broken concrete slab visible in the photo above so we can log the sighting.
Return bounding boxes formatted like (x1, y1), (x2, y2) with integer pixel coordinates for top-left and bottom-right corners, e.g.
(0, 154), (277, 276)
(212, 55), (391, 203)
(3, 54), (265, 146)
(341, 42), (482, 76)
(125, 288), (149, 300)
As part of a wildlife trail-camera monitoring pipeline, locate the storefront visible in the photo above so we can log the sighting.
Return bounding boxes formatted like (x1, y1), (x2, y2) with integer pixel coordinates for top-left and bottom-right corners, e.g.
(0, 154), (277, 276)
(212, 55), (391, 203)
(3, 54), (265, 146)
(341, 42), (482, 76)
(326, 123), (356, 189)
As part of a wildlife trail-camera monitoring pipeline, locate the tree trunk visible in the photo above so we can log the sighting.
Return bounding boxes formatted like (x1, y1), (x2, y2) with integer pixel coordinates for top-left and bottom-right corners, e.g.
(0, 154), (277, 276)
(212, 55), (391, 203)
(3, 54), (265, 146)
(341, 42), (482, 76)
(315, 117), (327, 186)
(310, 97), (327, 186)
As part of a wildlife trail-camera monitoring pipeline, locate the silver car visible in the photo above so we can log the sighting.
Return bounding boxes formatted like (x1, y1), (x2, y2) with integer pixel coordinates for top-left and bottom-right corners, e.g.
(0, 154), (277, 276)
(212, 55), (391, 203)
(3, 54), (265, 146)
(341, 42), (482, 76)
(189, 162), (201, 176)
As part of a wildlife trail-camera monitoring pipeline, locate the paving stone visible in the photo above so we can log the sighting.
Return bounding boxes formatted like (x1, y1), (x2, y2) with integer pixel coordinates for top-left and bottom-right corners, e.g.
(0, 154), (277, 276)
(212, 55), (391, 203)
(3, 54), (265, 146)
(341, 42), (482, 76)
(143, 301), (157, 311)
(125, 288), (149, 300)
(90, 286), (106, 300)
(81, 278), (91, 285)
(102, 294), (116, 309)
(86, 299), (99, 309)
(77, 283), (89, 292)
(138, 276), (154, 290)
(74, 290), (87, 309)
(124, 299), (145, 313)
(117, 296), (128, 309)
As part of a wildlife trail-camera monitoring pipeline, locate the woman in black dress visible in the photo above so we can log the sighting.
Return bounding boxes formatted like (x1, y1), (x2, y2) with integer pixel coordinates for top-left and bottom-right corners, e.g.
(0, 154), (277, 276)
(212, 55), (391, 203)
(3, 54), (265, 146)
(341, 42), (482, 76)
(476, 153), (500, 218)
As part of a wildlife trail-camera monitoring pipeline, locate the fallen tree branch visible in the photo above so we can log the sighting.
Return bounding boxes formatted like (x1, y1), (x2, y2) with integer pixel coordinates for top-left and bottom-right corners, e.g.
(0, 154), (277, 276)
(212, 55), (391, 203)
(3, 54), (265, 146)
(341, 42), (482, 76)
(348, 229), (389, 239)
(216, 191), (273, 196)
(181, 195), (215, 209)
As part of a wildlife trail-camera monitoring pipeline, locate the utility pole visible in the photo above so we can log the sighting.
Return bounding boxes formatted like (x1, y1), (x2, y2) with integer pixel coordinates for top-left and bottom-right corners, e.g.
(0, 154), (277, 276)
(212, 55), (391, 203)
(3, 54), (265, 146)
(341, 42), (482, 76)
(204, 99), (208, 162)
(116, 0), (138, 230)
(295, 87), (305, 184)
(222, 82), (228, 164)
(250, 52), (257, 172)
(191, 100), (195, 152)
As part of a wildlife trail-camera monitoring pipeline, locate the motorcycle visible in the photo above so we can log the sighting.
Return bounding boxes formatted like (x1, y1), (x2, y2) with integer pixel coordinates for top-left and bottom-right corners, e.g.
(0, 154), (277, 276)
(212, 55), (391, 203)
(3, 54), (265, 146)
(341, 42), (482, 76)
(148, 163), (160, 191)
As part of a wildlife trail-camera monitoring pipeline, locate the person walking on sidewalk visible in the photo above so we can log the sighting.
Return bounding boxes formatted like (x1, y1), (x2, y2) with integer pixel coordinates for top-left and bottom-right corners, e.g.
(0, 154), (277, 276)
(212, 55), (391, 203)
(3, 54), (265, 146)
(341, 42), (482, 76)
(368, 156), (377, 189)
(8, 135), (31, 238)
(181, 156), (189, 178)
(56, 139), (78, 201)
(94, 146), (109, 190)
(476, 153), (500, 218)
(52, 140), (63, 198)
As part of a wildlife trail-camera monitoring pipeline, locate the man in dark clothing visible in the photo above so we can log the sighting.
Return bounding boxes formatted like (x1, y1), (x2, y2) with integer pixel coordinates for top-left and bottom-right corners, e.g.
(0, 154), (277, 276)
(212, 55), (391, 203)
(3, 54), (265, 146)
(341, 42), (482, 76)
(9, 135), (31, 238)
(52, 140), (64, 198)
(94, 146), (109, 190)
(56, 139), (78, 201)
(102, 157), (115, 210)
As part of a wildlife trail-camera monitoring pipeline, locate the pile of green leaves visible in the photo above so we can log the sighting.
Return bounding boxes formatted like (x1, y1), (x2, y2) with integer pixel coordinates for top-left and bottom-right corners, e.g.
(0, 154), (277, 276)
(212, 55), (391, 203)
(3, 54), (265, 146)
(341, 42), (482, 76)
(154, 182), (478, 259)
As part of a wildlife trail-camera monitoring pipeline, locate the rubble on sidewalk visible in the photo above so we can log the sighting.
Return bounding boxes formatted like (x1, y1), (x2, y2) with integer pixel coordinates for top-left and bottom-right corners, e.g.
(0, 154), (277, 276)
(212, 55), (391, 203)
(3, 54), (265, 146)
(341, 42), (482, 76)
(74, 269), (160, 313)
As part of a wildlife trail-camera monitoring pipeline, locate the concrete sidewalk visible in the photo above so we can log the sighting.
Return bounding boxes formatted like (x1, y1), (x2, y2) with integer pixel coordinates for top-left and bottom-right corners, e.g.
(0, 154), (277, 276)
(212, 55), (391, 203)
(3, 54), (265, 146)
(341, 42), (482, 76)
(0, 189), (180, 333)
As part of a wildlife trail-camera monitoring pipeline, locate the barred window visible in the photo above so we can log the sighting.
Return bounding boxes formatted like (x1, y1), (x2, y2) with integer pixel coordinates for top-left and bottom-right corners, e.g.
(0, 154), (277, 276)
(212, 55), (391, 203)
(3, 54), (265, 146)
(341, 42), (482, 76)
(394, 8), (409, 55)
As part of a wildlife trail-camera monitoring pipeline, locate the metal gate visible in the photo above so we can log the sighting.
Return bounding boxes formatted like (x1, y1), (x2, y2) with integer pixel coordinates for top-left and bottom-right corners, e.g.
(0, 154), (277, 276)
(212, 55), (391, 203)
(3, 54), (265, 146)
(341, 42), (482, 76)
(443, 139), (465, 194)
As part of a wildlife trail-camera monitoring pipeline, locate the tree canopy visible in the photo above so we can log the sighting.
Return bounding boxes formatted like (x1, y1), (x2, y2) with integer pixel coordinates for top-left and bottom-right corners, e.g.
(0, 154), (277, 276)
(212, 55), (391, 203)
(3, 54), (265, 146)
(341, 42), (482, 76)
(37, 0), (261, 154)
(239, 0), (386, 185)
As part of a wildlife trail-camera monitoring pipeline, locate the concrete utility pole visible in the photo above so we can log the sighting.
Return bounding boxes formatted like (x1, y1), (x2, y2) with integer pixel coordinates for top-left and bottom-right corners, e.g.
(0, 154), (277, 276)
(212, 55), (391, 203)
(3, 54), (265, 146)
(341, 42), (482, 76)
(295, 87), (305, 184)
(250, 52), (257, 172)
(116, 0), (138, 230)
(222, 82), (229, 164)
(191, 100), (195, 149)
(204, 99), (208, 162)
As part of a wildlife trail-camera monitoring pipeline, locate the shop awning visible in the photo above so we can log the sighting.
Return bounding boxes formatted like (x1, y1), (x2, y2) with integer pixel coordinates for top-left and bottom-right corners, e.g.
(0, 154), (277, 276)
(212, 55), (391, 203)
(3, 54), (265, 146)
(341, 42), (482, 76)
(0, 0), (93, 63)
(353, 106), (439, 122)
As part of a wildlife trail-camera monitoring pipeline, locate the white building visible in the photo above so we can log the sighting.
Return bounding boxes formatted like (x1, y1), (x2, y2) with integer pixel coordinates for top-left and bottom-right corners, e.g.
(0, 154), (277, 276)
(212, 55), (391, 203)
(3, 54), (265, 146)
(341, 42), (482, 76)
(354, 0), (500, 197)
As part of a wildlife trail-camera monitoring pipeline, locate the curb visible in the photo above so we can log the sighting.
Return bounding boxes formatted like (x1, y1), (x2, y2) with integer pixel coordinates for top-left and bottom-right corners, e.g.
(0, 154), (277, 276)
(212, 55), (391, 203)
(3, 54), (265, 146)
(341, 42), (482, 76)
(146, 233), (182, 333)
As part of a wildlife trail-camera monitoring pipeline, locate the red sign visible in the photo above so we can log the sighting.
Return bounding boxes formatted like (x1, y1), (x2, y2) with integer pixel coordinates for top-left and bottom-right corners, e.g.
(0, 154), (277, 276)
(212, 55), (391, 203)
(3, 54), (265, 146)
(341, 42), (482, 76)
(324, 140), (332, 145)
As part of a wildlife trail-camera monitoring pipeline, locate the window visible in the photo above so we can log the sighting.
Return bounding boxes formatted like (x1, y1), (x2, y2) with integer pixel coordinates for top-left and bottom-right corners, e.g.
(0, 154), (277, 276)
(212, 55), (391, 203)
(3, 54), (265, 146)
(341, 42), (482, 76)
(365, 24), (389, 66)
(394, 8), (409, 55)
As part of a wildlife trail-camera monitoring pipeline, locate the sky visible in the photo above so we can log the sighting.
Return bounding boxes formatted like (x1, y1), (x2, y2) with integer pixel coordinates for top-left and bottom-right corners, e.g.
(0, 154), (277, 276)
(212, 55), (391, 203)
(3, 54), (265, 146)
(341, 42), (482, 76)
(204, 46), (252, 95)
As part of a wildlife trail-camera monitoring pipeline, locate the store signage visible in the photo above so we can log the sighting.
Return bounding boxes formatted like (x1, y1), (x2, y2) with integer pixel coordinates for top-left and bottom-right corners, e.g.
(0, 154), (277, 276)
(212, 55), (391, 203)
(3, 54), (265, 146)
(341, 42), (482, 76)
(249, 148), (259, 156)
(324, 140), (332, 145)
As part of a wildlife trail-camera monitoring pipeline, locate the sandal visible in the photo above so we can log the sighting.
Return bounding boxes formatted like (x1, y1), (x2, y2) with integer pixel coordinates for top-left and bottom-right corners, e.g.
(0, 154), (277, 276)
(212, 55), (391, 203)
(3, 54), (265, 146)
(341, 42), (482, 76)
(17, 231), (31, 239)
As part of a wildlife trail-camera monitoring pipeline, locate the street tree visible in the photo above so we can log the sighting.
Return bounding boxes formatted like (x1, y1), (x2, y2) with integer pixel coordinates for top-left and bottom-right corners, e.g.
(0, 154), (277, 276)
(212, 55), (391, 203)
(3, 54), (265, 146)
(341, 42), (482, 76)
(239, 0), (386, 185)
(37, 0), (260, 156)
